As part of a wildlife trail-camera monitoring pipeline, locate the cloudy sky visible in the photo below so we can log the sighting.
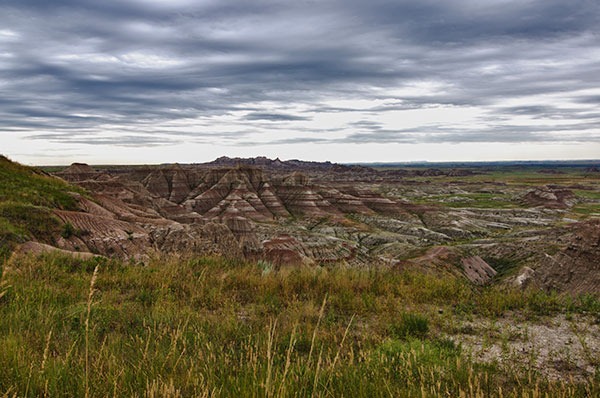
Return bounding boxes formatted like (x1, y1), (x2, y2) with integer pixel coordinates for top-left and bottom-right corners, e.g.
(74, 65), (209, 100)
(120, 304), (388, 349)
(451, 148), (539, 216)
(1, 0), (600, 165)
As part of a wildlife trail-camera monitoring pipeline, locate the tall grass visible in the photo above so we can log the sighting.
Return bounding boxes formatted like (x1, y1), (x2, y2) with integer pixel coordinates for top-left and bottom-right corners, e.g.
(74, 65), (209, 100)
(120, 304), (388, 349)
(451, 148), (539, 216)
(85, 265), (99, 398)
(0, 253), (597, 397)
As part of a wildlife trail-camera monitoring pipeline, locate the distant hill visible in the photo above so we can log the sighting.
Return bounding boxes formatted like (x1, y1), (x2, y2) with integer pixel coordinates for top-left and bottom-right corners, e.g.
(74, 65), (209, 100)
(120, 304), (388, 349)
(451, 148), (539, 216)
(353, 159), (600, 169)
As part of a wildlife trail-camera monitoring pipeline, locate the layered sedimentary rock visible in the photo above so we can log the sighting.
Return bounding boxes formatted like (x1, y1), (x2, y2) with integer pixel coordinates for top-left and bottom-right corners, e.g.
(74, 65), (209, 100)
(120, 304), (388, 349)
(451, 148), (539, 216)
(461, 256), (497, 285)
(262, 235), (305, 266)
(55, 163), (105, 182)
(142, 164), (203, 204)
(533, 220), (600, 295)
(258, 183), (290, 217)
(12, 241), (102, 260)
(521, 188), (577, 209)
(42, 157), (600, 294)
(142, 170), (171, 199)
(184, 167), (283, 222)
(317, 187), (374, 214)
(50, 162), (474, 266)
(262, 234), (357, 265)
(169, 167), (197, 203)
(138, 164), (409, 225)
(343, 187), (404, 215)
(274, 172), (342, 218)
(0, 153), (588, 298)
(222, 214), (261, 253)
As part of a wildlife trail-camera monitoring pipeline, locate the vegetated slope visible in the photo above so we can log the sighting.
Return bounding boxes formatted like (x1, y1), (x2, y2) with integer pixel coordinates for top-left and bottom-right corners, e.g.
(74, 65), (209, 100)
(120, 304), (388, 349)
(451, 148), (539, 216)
(0, 155), (82, 259)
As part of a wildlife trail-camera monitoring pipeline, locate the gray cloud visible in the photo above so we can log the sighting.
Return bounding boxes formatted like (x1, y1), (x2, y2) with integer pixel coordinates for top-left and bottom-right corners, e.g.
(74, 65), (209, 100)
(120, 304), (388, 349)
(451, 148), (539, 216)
(26, 132), (179, 147)
(1, 0), (599, 156)
(244, 112), (310, 122)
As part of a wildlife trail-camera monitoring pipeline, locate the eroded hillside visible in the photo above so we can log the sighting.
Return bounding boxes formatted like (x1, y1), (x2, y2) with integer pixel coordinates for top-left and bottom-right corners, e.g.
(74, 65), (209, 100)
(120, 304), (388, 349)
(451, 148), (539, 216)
(2, 155), (600, 295)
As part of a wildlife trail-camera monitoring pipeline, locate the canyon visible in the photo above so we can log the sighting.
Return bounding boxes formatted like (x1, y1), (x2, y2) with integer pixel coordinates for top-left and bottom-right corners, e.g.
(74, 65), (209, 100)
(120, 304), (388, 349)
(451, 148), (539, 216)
(28, 156), (598, 296)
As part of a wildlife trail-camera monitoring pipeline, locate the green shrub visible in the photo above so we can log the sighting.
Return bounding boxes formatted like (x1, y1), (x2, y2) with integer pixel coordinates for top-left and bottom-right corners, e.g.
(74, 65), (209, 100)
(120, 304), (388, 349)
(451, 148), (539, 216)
(61, 222), (76, 239)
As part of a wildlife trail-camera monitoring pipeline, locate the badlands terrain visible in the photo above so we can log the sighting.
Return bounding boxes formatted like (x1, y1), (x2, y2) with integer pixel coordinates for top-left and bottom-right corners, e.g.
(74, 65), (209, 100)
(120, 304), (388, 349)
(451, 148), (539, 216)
(1, 155), (599, 396)
(38, 155), (600, 295)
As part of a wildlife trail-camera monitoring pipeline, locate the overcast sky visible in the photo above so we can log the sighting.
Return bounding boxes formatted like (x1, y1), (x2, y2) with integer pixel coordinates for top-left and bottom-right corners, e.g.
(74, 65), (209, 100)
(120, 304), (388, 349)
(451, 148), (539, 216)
(1, 0), (600, 165)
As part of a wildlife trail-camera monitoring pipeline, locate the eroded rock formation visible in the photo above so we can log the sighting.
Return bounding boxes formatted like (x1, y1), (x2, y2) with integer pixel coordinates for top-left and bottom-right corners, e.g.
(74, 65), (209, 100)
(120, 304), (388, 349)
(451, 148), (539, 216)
(36, 158), (600, 295)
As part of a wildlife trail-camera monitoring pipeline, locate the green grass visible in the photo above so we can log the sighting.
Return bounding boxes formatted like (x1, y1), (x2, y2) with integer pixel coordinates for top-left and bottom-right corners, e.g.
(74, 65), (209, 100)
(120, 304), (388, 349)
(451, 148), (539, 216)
(574, 190), (600, 200)
(389, 312), (429, 339)
(0, 155), (84, 260)
(571, 203), (600, 216)
(467, 169), (592, 185)
(0, 253), (597, 397)
(0, 156), (80, 210)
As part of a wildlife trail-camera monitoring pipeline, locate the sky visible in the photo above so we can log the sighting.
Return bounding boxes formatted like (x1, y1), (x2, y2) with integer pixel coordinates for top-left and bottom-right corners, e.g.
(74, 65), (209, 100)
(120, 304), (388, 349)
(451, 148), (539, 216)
(1, 0), (600, 165)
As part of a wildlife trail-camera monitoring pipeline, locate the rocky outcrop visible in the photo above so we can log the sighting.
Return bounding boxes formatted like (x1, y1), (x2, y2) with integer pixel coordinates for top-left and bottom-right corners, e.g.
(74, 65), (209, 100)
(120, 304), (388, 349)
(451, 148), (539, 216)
(317, 187), (375, 214)
(206, 156), (337, 171)
(343, 187), (404, 215)
(395, 246), (498, 284)
(41, 157), (599, 293)
(169, 167), (196, 203)
(512, 266), (536, 289)
(142, 164), (203, 204)
(461, 256), (497, 285)
(149, 222), (242, 259)
(180, 166), (401, 221)
(11, 241), (103, 260)
(521, 188), (577, 209)
(399, 246), (461, 275)
(258, 183), (290, 218)
(136, 164), (408, 224)
(55, 163), (104, 182)
(533, 220), (600, 295)
(262, 235), (305, 266)
(184, 167), (284, 222)
(54, 209), (151, 258)
(142, 170), (171, 199)
(276, 186), (341, 218)
(223, 215), (261, 253)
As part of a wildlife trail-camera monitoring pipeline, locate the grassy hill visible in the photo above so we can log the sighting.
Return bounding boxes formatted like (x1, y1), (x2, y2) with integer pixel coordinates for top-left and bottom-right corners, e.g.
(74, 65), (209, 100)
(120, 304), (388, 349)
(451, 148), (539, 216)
(0, 155), (82, 260)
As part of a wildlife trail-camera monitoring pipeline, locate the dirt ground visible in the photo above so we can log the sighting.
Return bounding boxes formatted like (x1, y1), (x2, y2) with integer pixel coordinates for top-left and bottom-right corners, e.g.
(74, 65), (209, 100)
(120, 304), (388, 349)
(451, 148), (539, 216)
(452, 313), (600, 381)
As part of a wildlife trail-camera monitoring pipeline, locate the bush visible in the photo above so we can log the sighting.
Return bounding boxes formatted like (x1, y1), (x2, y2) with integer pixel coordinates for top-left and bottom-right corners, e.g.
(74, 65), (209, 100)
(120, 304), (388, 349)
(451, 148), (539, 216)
(61, 222), (76, 239)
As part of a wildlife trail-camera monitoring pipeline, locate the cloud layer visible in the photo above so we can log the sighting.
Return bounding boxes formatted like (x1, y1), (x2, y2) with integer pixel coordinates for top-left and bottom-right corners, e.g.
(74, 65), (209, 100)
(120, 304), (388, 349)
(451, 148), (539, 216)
(1, 0), (599, 163)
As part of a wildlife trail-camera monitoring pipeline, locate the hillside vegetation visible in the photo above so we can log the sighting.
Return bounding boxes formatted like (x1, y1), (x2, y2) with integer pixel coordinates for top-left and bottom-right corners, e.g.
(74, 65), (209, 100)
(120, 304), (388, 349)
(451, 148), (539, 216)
(0, 253), (599, 397)
(0, 156), (81, 260)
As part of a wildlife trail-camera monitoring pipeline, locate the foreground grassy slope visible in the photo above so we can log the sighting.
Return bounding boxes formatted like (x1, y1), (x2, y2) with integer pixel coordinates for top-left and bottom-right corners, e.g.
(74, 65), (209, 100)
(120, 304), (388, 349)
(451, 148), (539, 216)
(0, 254), (598, 397)
(0, 156), (82, 260)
